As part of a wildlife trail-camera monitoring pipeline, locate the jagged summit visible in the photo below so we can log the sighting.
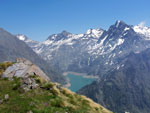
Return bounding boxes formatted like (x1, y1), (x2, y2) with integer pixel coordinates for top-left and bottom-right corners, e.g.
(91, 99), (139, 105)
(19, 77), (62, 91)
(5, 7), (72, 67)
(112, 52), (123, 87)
(110, 20), (131, 31)
(47, 30), (72, 41)
(100, 20), (133, 43)
(46, 28), (104, 42)
(61, 30), (71, 35)
(18, 20), (150, 77)
(114, 20), (127, 27)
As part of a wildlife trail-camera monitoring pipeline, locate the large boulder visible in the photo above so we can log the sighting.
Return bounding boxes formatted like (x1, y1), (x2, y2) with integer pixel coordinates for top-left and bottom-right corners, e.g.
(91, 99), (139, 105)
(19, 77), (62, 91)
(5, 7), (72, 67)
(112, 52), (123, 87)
(2, 58), (50, 81)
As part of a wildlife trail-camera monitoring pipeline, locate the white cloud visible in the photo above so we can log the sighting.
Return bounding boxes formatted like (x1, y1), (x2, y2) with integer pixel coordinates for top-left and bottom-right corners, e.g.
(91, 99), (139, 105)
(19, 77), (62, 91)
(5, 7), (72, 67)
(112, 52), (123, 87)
(138, 21), (146, 27)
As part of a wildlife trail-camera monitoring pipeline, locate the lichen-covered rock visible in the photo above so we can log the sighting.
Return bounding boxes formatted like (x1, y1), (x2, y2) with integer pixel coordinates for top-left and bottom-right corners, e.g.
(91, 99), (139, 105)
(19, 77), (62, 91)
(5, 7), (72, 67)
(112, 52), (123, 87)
(2, 58), (50, 81)
(21, 77), (39, 91)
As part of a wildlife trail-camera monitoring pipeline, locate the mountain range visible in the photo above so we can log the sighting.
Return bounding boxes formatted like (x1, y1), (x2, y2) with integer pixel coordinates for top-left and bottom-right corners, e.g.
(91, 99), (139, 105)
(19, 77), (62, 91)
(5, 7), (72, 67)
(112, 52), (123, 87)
(17, 20), (150, 76)
(1, 20), (150, 113)
(16, 20), (150, 113)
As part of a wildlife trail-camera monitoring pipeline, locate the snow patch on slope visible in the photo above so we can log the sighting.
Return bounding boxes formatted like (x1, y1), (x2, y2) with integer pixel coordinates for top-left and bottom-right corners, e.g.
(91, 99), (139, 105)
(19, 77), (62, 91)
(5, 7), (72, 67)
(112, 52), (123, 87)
(124, 27), (130, 31)
(86, 29), (104, 38)
(99, 35), (108, 46)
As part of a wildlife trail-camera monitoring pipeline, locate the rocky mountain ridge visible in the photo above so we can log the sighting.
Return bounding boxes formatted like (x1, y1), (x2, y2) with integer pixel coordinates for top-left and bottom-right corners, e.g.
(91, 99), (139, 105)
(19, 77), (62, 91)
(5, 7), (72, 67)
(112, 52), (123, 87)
(78, 48), (150, 113)
(17, 20), (150, 76)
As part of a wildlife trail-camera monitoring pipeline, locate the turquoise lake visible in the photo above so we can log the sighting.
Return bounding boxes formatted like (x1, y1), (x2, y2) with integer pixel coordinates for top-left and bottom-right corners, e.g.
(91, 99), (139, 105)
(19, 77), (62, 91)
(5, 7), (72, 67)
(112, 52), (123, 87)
(67, 74), (96, 92)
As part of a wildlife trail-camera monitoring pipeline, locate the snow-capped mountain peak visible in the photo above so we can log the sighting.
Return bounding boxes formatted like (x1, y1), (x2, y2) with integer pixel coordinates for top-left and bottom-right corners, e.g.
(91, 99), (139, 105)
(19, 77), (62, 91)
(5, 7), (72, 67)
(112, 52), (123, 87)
(44, 29), (104, 46)
(61, 30), (71, 36)
(16, 34), (40, 51)
(114, 20), (127, 28)
(17, 20), (150, 77)
(115, 20), (121, 27)
(46, 30), (72, 42)
(16, 34), (39, 43)
(108, 20), (131, 34)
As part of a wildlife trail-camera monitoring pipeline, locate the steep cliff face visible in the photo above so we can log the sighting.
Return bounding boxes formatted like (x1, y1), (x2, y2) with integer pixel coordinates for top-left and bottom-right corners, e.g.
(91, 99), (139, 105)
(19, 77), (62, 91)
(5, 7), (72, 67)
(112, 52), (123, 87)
(0, 28), (66, 84)
(0, 60), (112, 113)
(78, 48), (150, 113)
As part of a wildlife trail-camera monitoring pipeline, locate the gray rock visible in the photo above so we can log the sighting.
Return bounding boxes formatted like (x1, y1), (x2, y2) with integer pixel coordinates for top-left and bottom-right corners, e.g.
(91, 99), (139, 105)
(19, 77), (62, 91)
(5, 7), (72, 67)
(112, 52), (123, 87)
(4, 94), (9, 100)
(2, 58), (50, 81)
(21, 77), (39, 91)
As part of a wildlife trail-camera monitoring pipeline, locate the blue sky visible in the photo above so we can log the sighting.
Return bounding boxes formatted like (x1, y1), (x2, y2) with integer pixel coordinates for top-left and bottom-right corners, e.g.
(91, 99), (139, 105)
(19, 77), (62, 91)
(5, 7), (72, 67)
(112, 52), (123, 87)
(0, 0), (150, 41)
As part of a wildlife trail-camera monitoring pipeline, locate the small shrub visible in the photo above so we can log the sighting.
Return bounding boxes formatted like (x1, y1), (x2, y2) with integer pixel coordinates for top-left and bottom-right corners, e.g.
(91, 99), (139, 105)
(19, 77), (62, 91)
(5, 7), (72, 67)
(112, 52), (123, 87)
(0, 62), (12, 70)
(95, 107), (99, 111)
(12, 77), (21, 90)
(65, 106), (75, 112)
(50, 97), (65, 107)
(35, 78), (41, 84)
(0, 62), (13, 78)
(42, 82), (54, 89)
(69, 97), (77, 105)
(12, 82), (21, 90)
(3, 77), (9, 81)
(0, 70), (4, 77)
(82, 99), (89, 106)
(62, 88), (73, 96)
(51, 87), (60, 95)
(99, 107), (103, 110)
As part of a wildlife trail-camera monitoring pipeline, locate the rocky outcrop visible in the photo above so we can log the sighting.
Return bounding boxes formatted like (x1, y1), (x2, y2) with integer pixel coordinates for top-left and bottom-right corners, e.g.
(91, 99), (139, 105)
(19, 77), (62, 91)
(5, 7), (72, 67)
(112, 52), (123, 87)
(2, 58), (50, 91)
(20, 77), (39, 91)
(2, 58), (50, 81)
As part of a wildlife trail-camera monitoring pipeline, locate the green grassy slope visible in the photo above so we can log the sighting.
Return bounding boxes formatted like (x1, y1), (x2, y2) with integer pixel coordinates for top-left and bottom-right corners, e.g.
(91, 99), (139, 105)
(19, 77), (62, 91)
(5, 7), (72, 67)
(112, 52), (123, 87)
(0, 62), (112, 113)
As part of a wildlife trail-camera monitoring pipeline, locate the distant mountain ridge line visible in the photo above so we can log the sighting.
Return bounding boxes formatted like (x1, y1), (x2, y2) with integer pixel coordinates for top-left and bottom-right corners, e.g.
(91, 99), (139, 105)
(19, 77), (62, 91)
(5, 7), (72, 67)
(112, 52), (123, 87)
(17, 20), (150, 43)
(16, 20), (150, 77)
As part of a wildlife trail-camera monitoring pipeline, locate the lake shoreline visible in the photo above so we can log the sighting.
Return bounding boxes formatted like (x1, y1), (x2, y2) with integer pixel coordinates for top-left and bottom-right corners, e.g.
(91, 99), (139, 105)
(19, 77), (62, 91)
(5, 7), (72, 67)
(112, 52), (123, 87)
(63, 71), (99, 79)
(63, 71), (99, 89)
(63, 77), (71, 88)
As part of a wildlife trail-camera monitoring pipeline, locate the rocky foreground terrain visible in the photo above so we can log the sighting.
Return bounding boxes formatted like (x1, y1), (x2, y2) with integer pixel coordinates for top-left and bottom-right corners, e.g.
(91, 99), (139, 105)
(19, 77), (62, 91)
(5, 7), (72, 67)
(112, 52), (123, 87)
(0, 58), (112, 113)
